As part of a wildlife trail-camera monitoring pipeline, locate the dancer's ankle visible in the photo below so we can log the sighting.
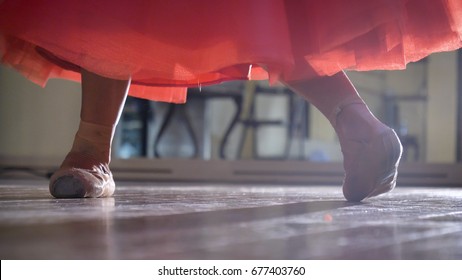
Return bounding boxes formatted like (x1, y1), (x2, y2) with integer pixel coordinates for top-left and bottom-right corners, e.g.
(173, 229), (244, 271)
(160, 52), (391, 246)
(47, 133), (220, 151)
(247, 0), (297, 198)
(67, 120), (115, 165)
(334, 102), (388, 141)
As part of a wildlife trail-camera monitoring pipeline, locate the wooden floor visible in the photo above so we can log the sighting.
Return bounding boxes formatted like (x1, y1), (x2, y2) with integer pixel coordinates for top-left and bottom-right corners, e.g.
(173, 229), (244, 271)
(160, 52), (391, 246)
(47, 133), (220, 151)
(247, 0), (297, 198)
(0, 179), (461, 259)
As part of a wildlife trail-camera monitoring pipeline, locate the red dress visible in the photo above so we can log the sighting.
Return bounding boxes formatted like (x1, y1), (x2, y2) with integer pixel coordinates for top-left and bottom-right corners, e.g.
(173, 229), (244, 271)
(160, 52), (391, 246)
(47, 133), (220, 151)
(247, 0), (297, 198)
(1, 0), (461, 103)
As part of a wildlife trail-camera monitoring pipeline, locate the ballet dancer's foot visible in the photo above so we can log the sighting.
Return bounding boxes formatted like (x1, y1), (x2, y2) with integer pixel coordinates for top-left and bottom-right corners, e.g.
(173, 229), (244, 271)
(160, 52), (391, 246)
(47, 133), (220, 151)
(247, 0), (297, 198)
(49, 121), (115, 198)
(332, 98), (403, 202)
(49, 153), (114, 198)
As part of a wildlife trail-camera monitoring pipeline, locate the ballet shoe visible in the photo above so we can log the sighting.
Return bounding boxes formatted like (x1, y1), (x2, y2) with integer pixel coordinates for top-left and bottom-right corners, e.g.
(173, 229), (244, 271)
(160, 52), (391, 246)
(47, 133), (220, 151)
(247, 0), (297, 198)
(340, 129), (402, 202)
(331, 98), (403, 202)
(49, 152), (115, 198)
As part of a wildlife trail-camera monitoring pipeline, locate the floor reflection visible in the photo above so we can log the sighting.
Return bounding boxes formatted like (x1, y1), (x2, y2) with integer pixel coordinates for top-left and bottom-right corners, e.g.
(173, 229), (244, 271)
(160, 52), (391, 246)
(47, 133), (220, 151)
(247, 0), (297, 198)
(0, 179), (461, 259)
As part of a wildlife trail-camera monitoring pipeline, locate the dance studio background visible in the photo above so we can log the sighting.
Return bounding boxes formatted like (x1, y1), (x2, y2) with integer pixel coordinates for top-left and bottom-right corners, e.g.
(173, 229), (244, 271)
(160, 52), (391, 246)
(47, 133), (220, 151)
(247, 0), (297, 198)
(1, 50), (461, 185)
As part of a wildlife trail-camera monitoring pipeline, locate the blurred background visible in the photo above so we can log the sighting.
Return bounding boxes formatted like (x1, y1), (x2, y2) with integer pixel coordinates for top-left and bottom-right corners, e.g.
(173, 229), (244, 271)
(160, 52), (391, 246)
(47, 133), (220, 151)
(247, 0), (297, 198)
(1, 50), (461, 185)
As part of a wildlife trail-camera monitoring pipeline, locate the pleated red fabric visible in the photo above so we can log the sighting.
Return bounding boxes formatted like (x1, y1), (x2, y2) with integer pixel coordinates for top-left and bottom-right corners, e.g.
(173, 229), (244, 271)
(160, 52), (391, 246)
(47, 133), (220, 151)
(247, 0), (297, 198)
(1, 0), (461, 103)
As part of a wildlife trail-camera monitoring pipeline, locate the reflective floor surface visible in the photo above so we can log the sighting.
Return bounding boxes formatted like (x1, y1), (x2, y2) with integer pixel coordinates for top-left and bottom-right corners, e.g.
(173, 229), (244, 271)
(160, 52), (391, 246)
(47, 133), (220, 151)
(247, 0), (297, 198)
(0, 179), (461, 259)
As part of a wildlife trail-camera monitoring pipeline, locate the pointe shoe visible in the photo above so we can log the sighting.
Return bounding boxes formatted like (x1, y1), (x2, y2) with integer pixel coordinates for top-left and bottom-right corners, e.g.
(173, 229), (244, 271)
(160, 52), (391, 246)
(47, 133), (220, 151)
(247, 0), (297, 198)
(49, 153), (115, 198)
(332, 99), (403, 202)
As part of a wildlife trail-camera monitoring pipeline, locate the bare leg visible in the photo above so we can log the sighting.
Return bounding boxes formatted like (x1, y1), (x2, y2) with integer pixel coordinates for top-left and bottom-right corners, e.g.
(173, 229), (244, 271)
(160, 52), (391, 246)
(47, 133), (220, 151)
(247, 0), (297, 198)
(49, 69), (130, 198)
(284, 72), (402, 202)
